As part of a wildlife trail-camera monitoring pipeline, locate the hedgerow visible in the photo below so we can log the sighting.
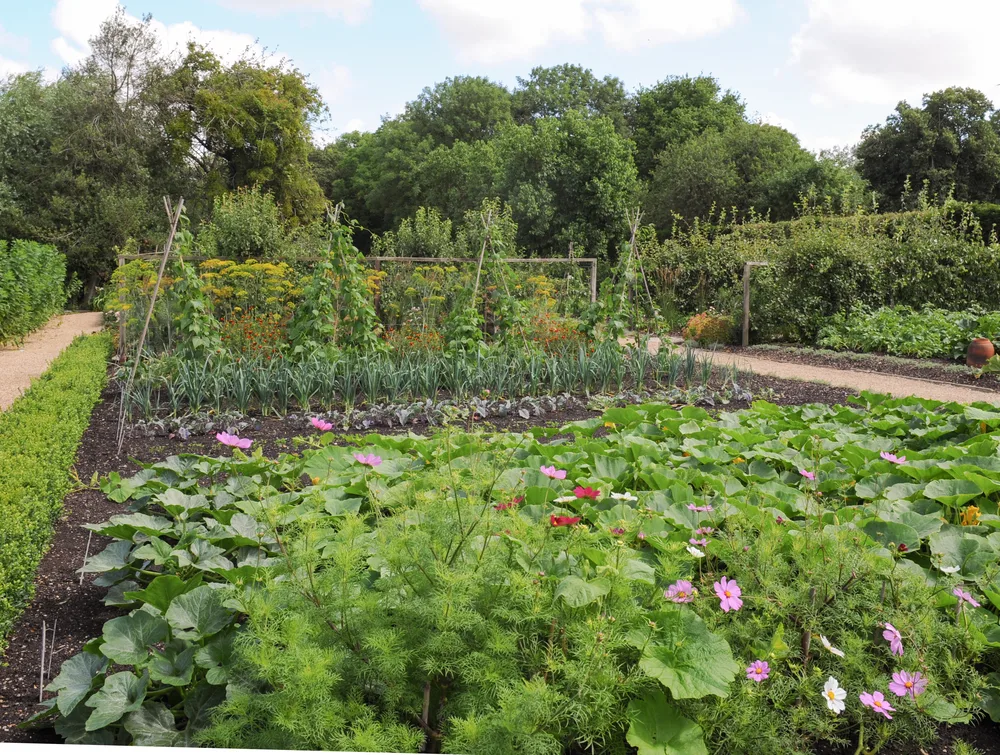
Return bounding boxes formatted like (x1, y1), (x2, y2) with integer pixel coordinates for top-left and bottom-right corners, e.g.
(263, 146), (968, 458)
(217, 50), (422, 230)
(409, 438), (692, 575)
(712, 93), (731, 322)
(0, 332), (110, 653)
(0, 240), (69, 345)
(643, 206), (1000, 343)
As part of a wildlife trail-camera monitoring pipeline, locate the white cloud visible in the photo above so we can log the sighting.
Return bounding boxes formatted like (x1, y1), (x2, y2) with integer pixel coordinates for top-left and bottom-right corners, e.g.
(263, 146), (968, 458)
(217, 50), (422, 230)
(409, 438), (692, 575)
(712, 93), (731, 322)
(50, 0), (266, 67)
(0, 24), (30, 56)
(418, 0), (744, 63)
(594, 0), (745, 51)
(314, 63), (352, 106)
(216, 0), (371, 24)
(344, 117), (365, 131)
(0, 56), (29, 79)
(759, 111), (795, 132)
(791, 0), (1000, 107)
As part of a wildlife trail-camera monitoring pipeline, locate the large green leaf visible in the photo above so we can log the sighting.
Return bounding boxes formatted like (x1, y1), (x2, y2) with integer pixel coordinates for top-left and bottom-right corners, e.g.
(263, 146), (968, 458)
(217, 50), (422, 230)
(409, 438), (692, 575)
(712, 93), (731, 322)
(124, 574), (203, 614)
(929, 529), (995, 577)
(149, 643), (196, 687)
(101, 612), (169, 665)
(46, 652), (108, 716)
(81, 540), (134, 573)
(626, 690), (708, 755)
(595, 455), (628, 481)
(165, 586), (233, 640)
(124, 703), (181, 746)
(924, 479), (983, 507)
(861, 520), (921, 552)
(639, 609), (739, 699)
(554, 576), (611, 608)
(84, 671), (148, 731)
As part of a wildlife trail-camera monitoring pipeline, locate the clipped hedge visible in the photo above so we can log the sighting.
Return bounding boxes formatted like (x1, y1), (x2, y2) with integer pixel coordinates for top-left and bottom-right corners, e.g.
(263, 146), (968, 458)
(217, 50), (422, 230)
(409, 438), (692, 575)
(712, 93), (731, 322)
(646, 208), (1000, 343)
(0, 240), (68, 345)
(0, 332), (109, 653)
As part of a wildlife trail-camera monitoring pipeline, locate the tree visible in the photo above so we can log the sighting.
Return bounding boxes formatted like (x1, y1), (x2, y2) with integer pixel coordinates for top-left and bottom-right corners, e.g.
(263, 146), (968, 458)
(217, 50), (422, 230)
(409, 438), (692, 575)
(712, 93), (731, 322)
(512, 64), (627, 134)
(628, 75), (745, 178)
(495, 110), (639, 262)
(856, 87), (1000, 207)
(0, 11), (171, 292)
(646, 121), (854, 228)
(162, 45), (327, 223)
(404, 76), (512, 147)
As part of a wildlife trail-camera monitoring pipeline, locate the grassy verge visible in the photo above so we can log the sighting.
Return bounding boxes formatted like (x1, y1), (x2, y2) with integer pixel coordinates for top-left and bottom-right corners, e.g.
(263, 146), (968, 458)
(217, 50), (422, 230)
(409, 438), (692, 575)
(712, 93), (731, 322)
(0, 332), (109, 654)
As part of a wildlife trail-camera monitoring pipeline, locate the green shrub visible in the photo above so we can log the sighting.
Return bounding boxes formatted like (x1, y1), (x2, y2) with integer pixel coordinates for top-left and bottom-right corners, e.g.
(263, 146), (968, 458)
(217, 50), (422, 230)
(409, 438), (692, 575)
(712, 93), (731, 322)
(0, 332), (109, 653)
(818, 306), (1000, 359)
(645, 207), (1000, 343)
(197, 187), (287, 261)
(0, 239), (68, 345)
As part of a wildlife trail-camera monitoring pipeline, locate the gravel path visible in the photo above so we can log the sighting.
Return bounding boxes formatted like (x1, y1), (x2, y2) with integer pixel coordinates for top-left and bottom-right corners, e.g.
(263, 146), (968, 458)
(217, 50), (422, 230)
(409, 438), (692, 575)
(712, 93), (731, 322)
(703, 349), (1000, 406)
(621, 336), (1000, 406)
(0, 312), (105, 411)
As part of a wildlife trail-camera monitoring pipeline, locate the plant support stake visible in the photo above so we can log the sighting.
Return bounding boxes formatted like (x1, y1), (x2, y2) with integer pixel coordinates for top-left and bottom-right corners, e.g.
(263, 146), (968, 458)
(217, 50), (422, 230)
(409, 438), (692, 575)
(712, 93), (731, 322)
(742, 261), (769, 348)
(79, 530), (92, 586)
(39, 620), (46, 702)
(116, 196), (184, 454)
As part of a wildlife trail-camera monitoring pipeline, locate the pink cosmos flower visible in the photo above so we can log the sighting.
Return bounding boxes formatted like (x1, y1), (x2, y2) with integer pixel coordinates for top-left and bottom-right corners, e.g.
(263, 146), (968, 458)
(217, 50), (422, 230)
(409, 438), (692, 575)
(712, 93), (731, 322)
(880, 451), (906, 464)
(216, 432), (252, 449)
(888, 671), (927, 699)
(540, 465), (567, 480)
(859, 691), (895, 720)
(637, 531), (647, 540)
(953, 588), (981, 609)
(695, 527), (714, 535)
(574, 486), (600, 499)
(354, 453), (382, 467)
(799, 470), (815, 481)
(665, 580), (695, 603)
(689, 538), (709, 547)
(610, 526), (625, 535)
(686, 504), (713, 512)
(714, 576), (743, 612)
(882, 623), (903, 657)
(746, 660), (770, 682)
(310, 417), (333, 432)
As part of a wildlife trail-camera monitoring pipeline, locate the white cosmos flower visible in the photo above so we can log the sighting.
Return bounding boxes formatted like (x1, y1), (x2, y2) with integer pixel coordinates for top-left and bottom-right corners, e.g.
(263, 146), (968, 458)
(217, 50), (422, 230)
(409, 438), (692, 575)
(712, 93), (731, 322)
(820, 635), (844, 657)
(939, 565), (960, 574)
(686, 546), (705, 558)
(611, 492), (638, 501)
(553, 496), (577, 503)
(823, 676), (847, 714)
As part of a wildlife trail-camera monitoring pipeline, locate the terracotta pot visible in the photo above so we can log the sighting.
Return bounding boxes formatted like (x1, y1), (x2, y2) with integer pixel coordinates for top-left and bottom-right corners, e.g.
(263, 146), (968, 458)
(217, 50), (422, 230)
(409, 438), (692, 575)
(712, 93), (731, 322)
(967, 338), (996, 368)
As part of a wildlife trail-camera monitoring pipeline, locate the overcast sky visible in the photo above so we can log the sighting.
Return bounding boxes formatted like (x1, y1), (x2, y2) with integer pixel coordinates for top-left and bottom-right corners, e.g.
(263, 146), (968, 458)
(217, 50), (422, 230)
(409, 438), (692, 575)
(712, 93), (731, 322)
(3, 0), (999, 151)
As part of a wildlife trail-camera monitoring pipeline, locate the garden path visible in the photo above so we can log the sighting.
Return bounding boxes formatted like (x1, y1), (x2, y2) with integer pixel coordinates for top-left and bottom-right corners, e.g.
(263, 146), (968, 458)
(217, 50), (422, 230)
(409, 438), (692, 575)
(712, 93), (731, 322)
(622, 336), (1000, 406)
(0, 312), (104, 411)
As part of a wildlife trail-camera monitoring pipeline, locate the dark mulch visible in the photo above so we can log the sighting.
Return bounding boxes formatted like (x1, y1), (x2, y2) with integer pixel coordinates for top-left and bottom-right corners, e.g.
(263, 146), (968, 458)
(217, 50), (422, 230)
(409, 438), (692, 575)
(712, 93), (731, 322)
(732, 345), (1000, 392)
(1, 375), (988, 750)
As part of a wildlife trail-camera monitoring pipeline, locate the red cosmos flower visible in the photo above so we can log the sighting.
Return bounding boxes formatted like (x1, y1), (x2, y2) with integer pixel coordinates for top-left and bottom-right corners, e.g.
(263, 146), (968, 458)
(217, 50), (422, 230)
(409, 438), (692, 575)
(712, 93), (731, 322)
(574, 486), (600, 499)
(495, 495), (524, 511)
(550, 515), (581, 527)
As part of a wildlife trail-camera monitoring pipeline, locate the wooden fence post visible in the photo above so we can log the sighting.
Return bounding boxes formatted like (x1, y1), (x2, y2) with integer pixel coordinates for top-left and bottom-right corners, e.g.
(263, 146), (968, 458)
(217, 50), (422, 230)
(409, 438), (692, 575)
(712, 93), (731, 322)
(742, 261), (769, 348)
(590, 260), (598, 304)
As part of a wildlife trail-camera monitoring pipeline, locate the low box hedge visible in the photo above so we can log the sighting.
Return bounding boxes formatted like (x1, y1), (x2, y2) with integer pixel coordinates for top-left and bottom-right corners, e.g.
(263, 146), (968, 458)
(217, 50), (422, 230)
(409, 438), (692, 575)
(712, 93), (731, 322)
(0, 332), (109, 653)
